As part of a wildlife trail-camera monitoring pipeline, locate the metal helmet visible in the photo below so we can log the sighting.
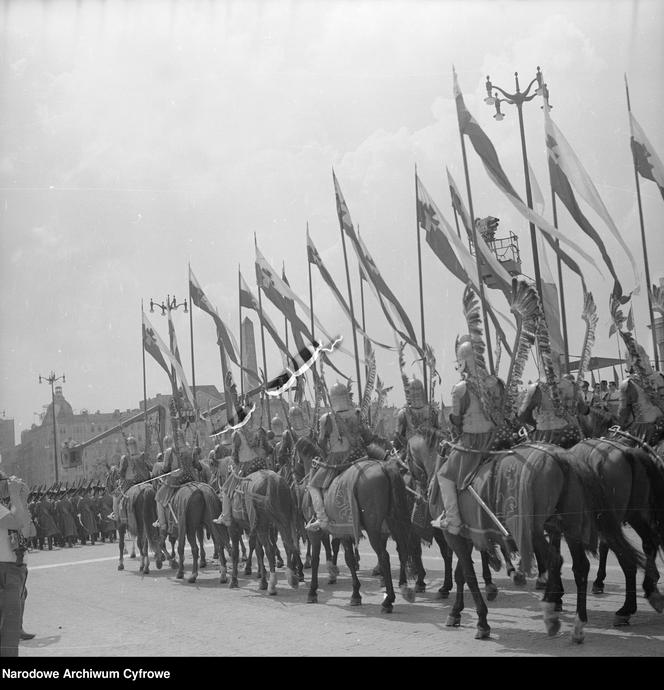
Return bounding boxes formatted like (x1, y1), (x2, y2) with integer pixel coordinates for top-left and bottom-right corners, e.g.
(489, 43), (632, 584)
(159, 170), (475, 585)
(126, 436), (139, 456)
(271, 415), (285, 435)
(329, 381), (352, 413)
(289, 405), (307, 431)
(455, 337), (477, 377)
(409, 378), (426, 409)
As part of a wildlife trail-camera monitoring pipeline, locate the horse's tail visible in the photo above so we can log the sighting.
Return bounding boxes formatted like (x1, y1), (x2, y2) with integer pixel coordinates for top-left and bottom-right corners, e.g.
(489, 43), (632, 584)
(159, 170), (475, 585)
(264, 473), (298, 550)
(141, 485), (161, 556)
(199, 483), (227, 549)
(382, 458), (416, 560)
(627, 446), (664, 558)
(513, 449), (540, 577)
(571, 447), (646, 571)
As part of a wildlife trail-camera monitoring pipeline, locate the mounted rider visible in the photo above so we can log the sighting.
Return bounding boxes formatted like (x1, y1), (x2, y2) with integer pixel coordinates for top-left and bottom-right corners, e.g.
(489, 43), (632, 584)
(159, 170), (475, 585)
(154, 430), (203, 535)
(108, 436), (153, 521)
(392, 377), (440, 460)
(431, 334), (505, 535)
(275, 404), (312, 472)
(617, 331), (664, 446)
(306, 381), (388, 532)
(213, 404), (274, 527)
(517, 374), (588, 448)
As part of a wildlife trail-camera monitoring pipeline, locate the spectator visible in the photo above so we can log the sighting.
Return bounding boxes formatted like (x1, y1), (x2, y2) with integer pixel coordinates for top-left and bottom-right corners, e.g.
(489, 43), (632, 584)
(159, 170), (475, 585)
(606, 381), (621, 420)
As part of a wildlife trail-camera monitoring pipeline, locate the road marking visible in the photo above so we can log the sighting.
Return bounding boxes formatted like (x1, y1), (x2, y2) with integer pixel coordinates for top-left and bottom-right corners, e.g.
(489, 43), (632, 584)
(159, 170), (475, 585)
(29, 556), (123, 570)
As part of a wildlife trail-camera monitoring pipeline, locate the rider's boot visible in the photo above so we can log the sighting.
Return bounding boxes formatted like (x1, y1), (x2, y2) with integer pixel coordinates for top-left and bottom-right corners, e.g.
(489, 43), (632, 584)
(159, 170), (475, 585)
(107, 494), (120, 521)
(212, 491), (232, 527)
(152, 501), (168, 533)
(306, 486), (329, 532)
(431, 476), (462, 535)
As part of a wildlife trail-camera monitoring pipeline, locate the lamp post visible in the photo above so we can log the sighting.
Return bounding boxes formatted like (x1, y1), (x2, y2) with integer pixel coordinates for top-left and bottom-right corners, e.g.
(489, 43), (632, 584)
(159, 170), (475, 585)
(484, 67), (545, 301)
(148, 295), (192, 435)
(39, 371), (65, 483)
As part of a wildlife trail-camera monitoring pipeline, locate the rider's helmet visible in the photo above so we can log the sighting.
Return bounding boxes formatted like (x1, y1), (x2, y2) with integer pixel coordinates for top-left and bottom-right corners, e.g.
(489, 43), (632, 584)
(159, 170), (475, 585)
(329, 381), (352, 413)
(409, 378), (426, 409)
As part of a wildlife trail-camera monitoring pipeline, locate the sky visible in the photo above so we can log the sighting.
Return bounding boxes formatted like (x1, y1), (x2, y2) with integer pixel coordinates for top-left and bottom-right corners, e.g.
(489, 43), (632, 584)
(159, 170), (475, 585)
(1, 0), (663, 444)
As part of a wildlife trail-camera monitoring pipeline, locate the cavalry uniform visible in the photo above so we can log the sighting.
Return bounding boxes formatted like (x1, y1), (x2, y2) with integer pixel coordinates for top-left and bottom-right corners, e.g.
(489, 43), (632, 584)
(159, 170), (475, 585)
(618, 374), (664, 446)
(110, 437), (152, 522)
(214, 417), (273, 527)
(155, 432), (203, 534)
(518, 377), (587, 448)
(275, 405), (311, 471)
(306, 382), (383, 532)
(392, 378), (439, 459)
(432, 339), (502, 535)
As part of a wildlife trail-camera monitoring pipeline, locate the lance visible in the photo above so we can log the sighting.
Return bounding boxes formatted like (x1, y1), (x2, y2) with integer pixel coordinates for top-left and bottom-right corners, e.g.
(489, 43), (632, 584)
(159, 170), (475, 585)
(129, 468), (183, 490)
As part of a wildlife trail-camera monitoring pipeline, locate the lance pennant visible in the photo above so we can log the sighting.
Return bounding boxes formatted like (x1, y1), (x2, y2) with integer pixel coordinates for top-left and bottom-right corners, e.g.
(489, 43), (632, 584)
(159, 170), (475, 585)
(264, 336), (343, 397)
(209, 402), (257, 438)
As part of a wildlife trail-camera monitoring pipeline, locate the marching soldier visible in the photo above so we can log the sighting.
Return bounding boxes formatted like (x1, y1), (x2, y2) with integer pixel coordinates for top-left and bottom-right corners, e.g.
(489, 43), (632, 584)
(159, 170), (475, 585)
(431, 337), (504, 535)
(306, 381), (388, 532)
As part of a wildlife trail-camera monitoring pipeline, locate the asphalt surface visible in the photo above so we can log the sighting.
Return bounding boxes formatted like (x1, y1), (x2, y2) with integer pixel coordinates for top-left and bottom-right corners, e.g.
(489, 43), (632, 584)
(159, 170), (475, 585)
(15, 533), (664, 658)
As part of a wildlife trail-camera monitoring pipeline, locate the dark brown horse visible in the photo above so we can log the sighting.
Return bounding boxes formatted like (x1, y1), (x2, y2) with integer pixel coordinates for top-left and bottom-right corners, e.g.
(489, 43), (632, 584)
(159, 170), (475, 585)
(162, 481), (229, 584)
(292, 435), (416, 613)
(225, 468), (301, 594)
(411, 436), (641, 642)
(568, 435), (664, 625)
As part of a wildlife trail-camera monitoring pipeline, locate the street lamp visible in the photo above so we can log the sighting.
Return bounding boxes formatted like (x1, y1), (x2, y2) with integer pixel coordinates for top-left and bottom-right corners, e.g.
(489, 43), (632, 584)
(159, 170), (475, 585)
(484, 67), (547, 300)
(38, 371), (65, 483)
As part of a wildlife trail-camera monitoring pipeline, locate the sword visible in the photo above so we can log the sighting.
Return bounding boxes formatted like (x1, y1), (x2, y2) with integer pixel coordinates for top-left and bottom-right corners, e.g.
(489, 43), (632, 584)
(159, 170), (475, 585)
(464, 484), (520, 558)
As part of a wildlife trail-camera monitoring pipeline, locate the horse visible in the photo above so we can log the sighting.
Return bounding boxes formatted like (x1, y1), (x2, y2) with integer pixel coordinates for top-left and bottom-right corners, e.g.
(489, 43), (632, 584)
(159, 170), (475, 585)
(568, 435), (664, 625)
(410, 434), (642, 642)
(104, 469), (164, 575)
(292, 435), (416, 613)
(405, 431), (523, 601)
(160, 481), (229, 584)
(224, 467), (301, 595)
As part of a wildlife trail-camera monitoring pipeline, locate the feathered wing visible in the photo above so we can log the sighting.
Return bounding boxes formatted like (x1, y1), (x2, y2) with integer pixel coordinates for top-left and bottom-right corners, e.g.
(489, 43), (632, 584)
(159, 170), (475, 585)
(576, 291), (598, 383)
(504, 278), (541, 416)
(619, 329), (663, 411)
(462, 284), (503, 425)
(397, 340), (412, 408)
(651, 284), (664, 316)
(360, 347), (376, 424)
(536, 303), (563, 415)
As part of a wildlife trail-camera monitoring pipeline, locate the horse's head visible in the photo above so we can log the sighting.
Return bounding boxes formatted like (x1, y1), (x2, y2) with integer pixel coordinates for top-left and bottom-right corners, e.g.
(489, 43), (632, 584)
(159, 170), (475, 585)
(407, 430), (444, 483)
(292, 436), (321, 479)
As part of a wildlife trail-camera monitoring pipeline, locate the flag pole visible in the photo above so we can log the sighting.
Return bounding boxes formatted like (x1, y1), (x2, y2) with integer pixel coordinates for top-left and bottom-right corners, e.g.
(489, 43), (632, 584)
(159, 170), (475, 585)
(335, 172), (364, 402)
(141, 300), (149, 453)
(282, 261), (291, 407)
(254, 235), (272, 429)
(238, 265), (244, 397)
(414, 166), (429, 401)
(307, 222), (324, 411)
(625, 74), (659, 369)
(187, 263), (199, 441)
(357, 228), (372, 425)
(455, 74), (495, 375)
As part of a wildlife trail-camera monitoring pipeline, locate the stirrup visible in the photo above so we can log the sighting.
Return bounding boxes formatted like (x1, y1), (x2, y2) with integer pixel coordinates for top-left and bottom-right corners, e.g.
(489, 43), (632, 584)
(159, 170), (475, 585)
(107, 513), (117, 521)
(152, 520), (160, 528)
(431, 514), (461, 535)
(213, 514), (231, 526)
(306, 517), (327, 533)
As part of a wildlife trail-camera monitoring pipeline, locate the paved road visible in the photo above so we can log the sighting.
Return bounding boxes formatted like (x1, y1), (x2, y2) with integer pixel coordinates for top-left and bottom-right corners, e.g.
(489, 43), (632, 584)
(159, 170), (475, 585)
(17, 534), (664, 657)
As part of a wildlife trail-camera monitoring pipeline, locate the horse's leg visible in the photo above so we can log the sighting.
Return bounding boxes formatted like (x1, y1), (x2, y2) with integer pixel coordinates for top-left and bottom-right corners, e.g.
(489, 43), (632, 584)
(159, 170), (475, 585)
(304, 536), (312, 569)
(447, 559), (466, 627)
(307, 530), (322, 603)
(321, 534), (338, 584)
(403, 535), (426, 594)
(341, 538), (362, 607)
(117, 525), (125, 571)
(244, 535), (254, 577)
(433, 528), (453, 599)
(613, 547), (638, 627)
(255, 537), (269, 591)
(366, 531), (396, 614)
(592, 540), (609, 594)
(479, 551), (498, 602)
(229, 525), (240, 589)
(239, 534), (248, 562)
(445, 534), (490, 639)
(540, 541), (564, 637)
(188, 523), (199, 584)
(629, 515), (664, 614)
(198, 525), (207, 569)
(566, 538), (590, 644)
(176, 521), (186, 580)
(273, 525), (284, 569)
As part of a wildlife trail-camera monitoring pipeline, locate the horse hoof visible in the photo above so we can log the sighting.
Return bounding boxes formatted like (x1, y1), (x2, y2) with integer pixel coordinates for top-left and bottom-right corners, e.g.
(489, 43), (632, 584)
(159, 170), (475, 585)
(400, 585), (416, 603)
(371, 565), (382, 577)
(307, 593), (318, 604)
(613, 614), (631, 627)
(169, 560), (177, 570)
(304, 559), (312, 570)
(199, 560), (207, 569)
(230, 579), (238, 589)
(117, 563), (124, 571)
(327, 577), (337, 585)
(485, 583), (498, 601)
(138, 565), (144, 574)
(259, 581), (268, 591)
(327, 562), (339, 578)
(475, 626), (491, 640)
(592, 583), (604, 595)
(276, 559), (284, 569)
(445, 615), (461, 627)
(381, 603), (393, 614)
(268, 588), (277, 596)
(188, 576), (197, 584)
(176, 572), (184, 580)
(156, 561), (162, 570)
(535, 576), (548, 590)
(219, 576), (228, 584)
(415, 583), (426, 594)
(243, 567), (252, 576)
(130, 553), (136, 560)
(511, 571), (526, 587)
(572, 616), (585, 644)
(350, 596), (362, 606)
(554, 600), (563, 613)
(647, 592), (664, 613)
(144, 567), (150, 576)
(437, 587), (451, 600)
(541, 602), (560, 636)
